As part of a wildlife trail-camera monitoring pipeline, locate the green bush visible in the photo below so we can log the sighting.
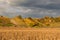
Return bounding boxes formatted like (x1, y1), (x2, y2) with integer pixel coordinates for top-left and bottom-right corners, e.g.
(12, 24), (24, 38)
(4, 23), (14, 26)
(29, 23), (39, 27)
(0, 20), (2, 23)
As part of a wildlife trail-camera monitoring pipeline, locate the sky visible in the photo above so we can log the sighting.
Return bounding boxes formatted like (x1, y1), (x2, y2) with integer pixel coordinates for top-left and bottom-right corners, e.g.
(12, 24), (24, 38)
(0, 0), (60, 18)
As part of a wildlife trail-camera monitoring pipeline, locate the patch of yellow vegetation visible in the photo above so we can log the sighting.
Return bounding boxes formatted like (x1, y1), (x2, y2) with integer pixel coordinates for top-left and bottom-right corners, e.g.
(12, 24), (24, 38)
(0, 15), (60, 27)
(24, 17), (37, 27)
(11, 16), (26, 27)
(0, 16), (13, 26)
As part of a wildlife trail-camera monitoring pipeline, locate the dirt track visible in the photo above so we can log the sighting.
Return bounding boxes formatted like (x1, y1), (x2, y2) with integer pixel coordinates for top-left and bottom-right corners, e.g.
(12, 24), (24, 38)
(0, 27), (60, 40)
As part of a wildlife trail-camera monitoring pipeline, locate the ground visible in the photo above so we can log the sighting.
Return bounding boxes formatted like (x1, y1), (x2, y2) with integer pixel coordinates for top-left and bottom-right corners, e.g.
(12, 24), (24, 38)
(0, 27), (60, 40)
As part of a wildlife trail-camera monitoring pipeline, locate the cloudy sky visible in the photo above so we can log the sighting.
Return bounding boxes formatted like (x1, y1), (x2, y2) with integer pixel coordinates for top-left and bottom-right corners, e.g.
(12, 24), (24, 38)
(0, 0), (60, 18)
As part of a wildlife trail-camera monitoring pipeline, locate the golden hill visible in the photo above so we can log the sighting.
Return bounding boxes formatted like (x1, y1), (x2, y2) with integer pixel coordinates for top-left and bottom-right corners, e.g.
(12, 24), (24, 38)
(0, 15), (60, 28)
(24, 17), (39, 27)
(0, 16), (14, 26)
(10, 16), (27, 27)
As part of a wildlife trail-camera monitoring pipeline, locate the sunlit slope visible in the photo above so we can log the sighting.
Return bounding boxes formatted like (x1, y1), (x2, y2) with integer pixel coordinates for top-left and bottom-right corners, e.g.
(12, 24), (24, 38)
(10, 16), (60, 27)
(40, 16), (55, 26)
(24, 17), (39, 27)
(0, 15), (60, 27)
(10, 16), (26, 27)
(0, 16), (13, 26)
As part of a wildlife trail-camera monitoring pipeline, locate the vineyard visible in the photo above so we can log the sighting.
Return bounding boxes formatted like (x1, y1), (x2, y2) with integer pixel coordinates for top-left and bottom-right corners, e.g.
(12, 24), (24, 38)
(0, 28), (60, 40)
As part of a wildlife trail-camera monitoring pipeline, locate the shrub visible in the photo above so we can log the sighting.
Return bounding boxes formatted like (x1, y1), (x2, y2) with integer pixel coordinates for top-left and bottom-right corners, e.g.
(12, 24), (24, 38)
(4, 23), (14, 26)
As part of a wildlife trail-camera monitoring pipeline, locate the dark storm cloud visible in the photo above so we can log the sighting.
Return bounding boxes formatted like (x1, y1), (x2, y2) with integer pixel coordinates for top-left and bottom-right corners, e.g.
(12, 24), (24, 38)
(0, 0), (60, 18)
(34, 4), (60, 9)
(20, 0), (60, 10)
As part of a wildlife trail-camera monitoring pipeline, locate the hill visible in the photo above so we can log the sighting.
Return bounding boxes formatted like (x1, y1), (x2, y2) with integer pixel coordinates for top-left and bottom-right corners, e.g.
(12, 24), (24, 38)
(0, 16), (14, 27)
(0, 15), (60, 28)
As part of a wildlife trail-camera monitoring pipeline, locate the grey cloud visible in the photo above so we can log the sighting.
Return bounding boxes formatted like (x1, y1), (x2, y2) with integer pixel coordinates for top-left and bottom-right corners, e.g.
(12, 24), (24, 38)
(0, 0), (60, 18)
(9, 0), (60, 7)
(23, 9), (59, 18)
(1, 0), (60, 9)
(34, 4), (60, 9)
(20, 0), (60, 10)
(9, 0), (28, 6)
(0, 6), (60, 18)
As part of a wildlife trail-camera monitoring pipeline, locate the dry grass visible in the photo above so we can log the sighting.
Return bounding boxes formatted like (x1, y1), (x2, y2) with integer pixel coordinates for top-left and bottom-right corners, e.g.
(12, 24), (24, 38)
(0, 27), (60, 40)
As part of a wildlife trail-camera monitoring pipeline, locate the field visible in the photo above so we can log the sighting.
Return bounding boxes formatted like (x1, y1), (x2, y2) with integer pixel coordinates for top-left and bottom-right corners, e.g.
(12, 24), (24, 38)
(0, 27), (60, 40)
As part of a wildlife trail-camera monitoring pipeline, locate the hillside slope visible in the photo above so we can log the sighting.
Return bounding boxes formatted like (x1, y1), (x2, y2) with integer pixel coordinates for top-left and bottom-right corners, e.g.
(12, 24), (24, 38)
(0, 15), (60, 28)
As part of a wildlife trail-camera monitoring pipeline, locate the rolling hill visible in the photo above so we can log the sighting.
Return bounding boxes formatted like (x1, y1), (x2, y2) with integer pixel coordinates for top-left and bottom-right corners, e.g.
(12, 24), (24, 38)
(0, 15), (60, 28)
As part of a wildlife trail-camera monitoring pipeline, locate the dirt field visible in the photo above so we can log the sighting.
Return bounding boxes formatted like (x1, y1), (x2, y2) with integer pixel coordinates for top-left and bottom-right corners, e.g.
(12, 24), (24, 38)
(0, 27), (60, 40)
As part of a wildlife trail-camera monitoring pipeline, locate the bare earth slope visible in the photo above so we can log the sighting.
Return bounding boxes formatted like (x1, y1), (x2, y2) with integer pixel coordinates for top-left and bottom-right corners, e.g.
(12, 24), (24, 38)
(0, 27), (60, 40)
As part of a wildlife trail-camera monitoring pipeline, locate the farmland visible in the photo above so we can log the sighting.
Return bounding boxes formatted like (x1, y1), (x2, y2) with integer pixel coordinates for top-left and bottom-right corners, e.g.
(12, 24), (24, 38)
(0, 27), (60, 40)
(0, 15), (60, 40)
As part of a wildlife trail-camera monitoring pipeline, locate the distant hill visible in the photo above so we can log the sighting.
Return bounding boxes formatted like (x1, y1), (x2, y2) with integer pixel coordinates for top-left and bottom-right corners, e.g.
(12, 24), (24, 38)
(10, 16), (27, 27)
(0, 16), (14, 27)
(0, 15), (60, 28)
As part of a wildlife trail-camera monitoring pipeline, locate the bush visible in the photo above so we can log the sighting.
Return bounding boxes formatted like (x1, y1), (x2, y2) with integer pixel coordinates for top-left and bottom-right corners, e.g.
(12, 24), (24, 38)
(4, 23), (14, 26)
(29, 23), (39, 27)
(0, 20), (3, 23)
